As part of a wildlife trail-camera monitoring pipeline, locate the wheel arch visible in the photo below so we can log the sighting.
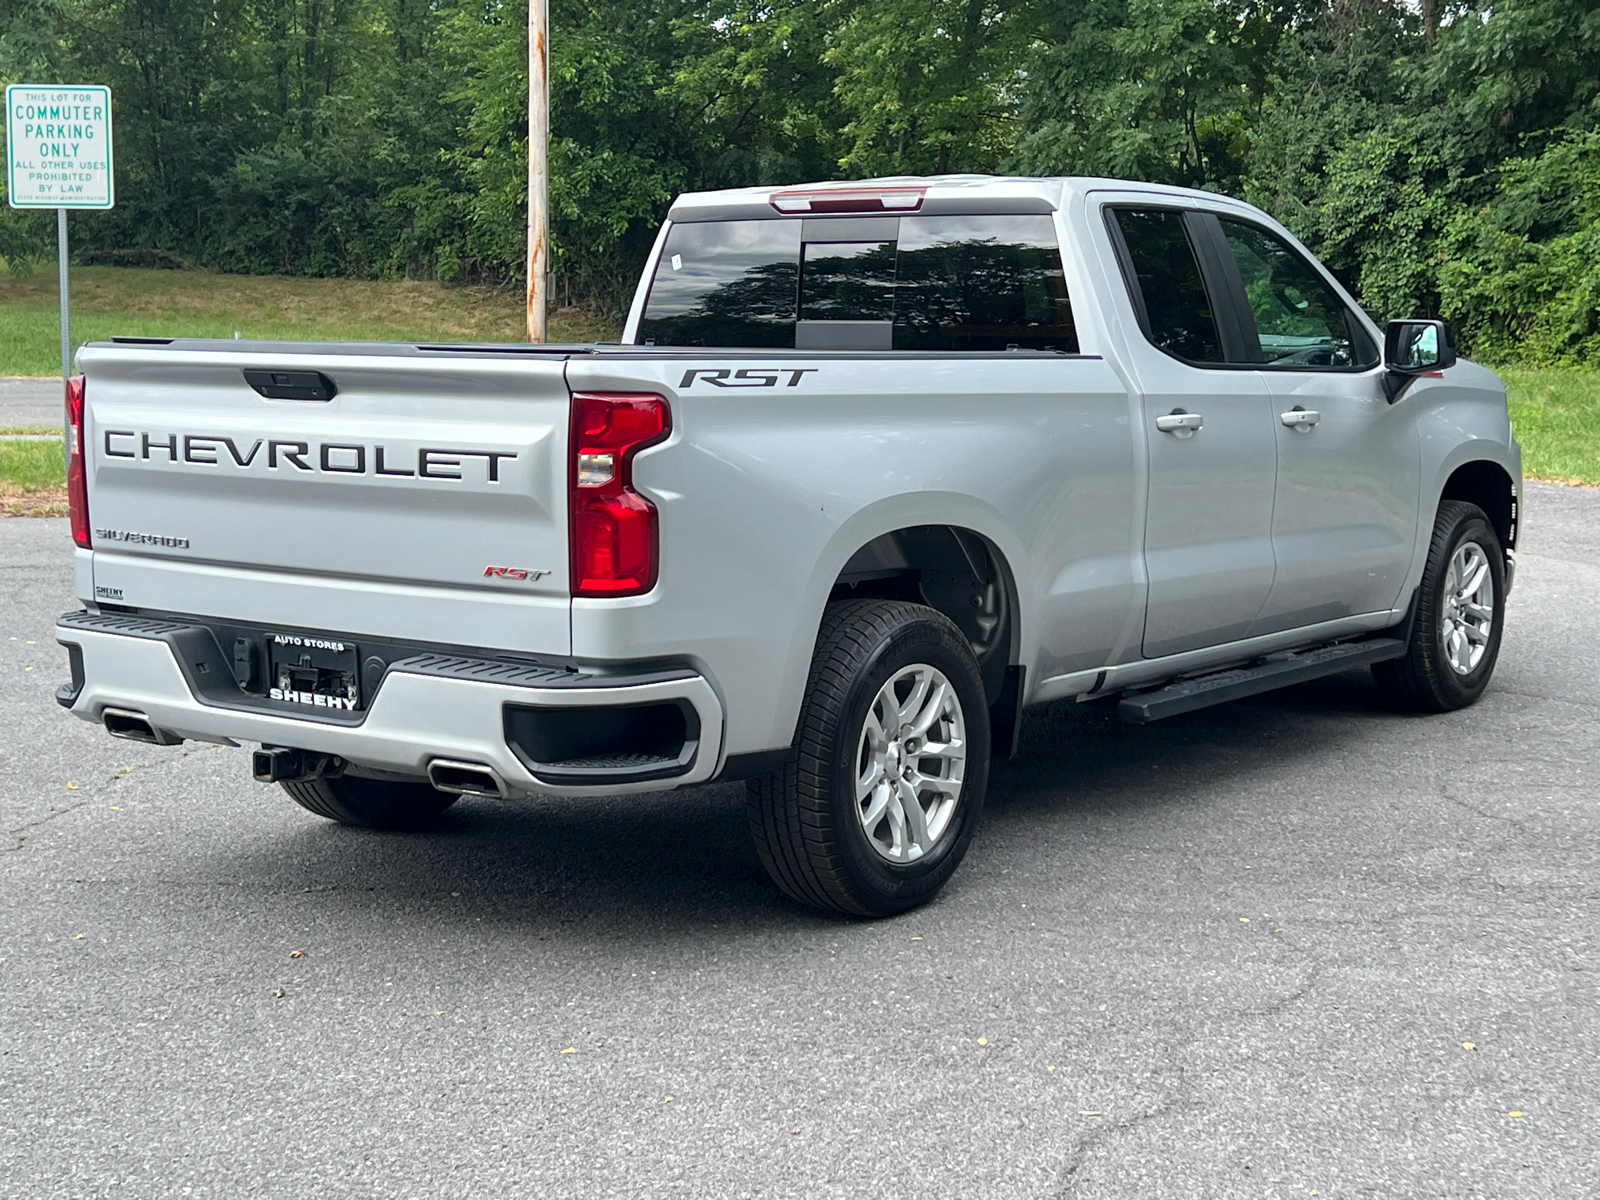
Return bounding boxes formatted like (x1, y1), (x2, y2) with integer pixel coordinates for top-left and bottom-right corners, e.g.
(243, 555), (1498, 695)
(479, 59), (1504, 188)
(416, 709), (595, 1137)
(1439, 459), (1518, 551)
(822, 516), (1027, 758)
(831, 525), (1021, 681)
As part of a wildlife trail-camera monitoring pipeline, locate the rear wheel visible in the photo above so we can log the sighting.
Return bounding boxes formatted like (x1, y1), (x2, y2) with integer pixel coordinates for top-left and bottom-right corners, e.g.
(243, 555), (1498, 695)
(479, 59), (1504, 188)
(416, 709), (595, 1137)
(1375, 500), (1505, 712)
(281, 773), (458, 829)
(747, 600), (990, 917)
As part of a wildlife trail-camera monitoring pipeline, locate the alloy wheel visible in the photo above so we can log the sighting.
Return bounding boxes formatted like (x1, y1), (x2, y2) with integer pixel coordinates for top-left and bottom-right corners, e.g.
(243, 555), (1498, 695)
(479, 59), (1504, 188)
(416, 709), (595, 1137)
(853, 664), (967, 863)
(1441, 540), (1495, 676)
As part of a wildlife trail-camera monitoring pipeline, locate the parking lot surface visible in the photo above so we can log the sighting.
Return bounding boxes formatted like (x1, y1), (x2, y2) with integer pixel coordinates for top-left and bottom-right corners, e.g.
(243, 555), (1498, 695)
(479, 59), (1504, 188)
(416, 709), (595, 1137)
(0, 377), (63, 429)
(2, 483), (1596, 1198)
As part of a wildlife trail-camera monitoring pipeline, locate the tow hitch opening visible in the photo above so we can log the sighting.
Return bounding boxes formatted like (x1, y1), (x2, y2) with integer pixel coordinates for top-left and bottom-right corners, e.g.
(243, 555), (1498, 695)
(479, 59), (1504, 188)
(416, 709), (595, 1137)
(252, 746), (340, 784)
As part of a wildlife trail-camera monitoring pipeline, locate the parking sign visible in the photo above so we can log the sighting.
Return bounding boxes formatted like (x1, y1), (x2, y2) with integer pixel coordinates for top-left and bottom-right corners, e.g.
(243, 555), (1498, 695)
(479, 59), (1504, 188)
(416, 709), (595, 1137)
(6, 84), (114, 209)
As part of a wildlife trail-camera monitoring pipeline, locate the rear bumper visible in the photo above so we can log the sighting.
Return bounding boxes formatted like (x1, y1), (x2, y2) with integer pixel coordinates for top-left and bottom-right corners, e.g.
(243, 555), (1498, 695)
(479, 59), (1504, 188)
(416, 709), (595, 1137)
(55, 611), (724, 797)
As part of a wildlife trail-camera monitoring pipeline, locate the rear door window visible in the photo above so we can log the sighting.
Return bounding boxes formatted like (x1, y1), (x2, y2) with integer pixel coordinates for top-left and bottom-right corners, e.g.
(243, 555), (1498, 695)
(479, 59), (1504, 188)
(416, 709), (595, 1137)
(1109, 208), (1225, 364)
(639, 214), (1078, 352)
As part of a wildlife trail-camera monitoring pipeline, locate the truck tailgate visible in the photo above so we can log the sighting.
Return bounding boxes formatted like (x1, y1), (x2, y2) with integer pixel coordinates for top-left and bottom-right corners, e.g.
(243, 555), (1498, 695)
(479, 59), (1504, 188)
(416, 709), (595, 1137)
(78, 345), (573, 655)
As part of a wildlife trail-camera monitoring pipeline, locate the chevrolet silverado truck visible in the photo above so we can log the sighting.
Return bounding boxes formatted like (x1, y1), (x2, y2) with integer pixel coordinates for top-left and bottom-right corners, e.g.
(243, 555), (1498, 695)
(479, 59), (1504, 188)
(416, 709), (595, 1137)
(55, 176), (1521, 916)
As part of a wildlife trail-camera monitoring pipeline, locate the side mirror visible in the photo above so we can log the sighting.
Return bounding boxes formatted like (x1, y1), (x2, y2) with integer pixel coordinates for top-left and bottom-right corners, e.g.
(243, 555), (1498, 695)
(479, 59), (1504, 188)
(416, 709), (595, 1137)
(1383, 319), (1456, 401)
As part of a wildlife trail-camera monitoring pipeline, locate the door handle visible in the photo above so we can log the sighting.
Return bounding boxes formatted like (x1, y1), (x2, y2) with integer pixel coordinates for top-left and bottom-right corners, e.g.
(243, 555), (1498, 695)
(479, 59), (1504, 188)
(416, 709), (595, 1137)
(1280, 407), (1321, 431)
(1155, 411), (1203, 437)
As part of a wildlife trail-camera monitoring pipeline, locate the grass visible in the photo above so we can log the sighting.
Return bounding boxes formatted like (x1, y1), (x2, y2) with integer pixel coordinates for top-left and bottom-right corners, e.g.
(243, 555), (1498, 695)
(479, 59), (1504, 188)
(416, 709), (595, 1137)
(1502, 368), (1600, 486)
(0, 264), (620, 375)
(0, 438), (67, 516)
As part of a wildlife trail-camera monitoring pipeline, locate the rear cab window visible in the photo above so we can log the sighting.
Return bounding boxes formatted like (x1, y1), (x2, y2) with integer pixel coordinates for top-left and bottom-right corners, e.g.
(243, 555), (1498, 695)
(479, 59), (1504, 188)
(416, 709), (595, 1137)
(638, 214), (1078, 353)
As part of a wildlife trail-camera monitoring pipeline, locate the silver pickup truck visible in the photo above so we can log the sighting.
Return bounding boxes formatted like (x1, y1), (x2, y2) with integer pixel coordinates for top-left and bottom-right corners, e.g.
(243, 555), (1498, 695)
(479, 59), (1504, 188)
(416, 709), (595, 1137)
(56, 175), (1521, 916)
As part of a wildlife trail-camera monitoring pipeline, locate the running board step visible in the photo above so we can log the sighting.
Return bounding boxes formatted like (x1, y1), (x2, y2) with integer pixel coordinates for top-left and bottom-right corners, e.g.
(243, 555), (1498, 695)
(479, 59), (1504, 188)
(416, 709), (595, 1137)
(1117, 638), (1406, 725)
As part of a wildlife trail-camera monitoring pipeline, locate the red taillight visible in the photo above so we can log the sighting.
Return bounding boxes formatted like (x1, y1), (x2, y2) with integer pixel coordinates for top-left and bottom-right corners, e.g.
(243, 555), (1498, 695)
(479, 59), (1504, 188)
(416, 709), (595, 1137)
(569, 392), (670, 597)
(66, 374), (89, 548)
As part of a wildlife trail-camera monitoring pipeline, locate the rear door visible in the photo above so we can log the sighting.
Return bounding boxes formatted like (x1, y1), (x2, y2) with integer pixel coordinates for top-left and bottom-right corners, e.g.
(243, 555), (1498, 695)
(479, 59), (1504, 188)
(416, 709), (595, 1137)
(79, 346), (573, 654)
(1102, 204), (1278, 659)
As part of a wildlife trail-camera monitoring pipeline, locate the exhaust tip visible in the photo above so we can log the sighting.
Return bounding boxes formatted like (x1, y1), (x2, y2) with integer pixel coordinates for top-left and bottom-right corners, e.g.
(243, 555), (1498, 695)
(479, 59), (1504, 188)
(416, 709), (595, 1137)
(427, 759), (507, 798)
(102, 707), (180, 746)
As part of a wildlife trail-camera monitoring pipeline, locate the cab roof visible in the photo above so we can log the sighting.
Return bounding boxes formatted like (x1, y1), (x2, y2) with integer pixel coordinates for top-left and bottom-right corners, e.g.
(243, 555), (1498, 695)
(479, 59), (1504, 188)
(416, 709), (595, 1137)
(665, 175), (1255, 223)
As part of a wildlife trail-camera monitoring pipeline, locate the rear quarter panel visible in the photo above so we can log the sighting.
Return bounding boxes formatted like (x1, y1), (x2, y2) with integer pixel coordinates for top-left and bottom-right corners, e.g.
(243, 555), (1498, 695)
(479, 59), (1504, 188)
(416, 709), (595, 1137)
(565, 352), (1139, 757)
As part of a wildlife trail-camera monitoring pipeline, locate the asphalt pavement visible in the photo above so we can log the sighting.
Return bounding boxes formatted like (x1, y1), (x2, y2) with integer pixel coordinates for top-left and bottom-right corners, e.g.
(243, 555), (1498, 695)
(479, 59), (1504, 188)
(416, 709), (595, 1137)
(2, 485), (1596, 1198)
(0, 377), (64, 430)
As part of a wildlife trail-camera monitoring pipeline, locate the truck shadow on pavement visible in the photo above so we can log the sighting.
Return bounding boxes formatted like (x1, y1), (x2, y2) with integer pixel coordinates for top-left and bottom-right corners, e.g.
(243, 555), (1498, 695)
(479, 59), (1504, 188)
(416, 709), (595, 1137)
(205, 667), (1422, 932)
(986, 666), (1403, 814)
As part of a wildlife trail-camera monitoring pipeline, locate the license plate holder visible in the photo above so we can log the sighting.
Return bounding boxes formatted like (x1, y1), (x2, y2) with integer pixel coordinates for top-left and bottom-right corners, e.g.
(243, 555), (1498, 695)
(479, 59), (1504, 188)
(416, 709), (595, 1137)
(267, 632), (362, 712)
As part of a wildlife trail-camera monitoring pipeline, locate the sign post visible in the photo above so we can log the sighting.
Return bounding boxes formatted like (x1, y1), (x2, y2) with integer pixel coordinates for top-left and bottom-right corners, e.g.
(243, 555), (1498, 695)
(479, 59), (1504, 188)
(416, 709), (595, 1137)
(58, 208), (70, 383)
(5, 84), (114, 455)
(526, 0), (548, 343)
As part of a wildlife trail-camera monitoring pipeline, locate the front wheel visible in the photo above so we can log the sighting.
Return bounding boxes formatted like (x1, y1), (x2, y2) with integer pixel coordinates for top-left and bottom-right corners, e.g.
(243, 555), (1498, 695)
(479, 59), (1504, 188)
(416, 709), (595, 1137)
(1374, 499), (1506, 712)
(747, 600), (991, 917)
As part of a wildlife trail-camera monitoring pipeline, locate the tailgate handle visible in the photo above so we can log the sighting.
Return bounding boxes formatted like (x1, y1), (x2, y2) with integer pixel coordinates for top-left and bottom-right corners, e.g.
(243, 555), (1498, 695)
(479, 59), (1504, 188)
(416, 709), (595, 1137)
(243, 369), (337, 401)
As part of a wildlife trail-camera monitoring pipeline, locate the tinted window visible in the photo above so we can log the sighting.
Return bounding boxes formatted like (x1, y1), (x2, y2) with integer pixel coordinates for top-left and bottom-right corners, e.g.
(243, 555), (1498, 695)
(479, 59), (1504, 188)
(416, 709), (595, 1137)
(801, 239), (898, 321)
(639, 214), (1077, 351)
(1112, 209), (1224, 363)
(1220, 219), (1377, 368)
(638, 220), (799, 348)
(892, 215), (1077, 352)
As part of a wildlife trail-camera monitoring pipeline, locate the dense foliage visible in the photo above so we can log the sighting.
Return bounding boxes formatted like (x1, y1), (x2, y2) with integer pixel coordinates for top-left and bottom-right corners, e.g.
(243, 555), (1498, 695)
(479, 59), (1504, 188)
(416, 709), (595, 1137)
(3, 0), (1599, 358)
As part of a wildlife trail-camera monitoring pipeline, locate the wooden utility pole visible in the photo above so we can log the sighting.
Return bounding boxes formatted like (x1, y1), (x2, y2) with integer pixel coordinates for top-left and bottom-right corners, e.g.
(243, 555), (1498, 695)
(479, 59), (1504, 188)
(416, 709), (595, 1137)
(526, 0), (549, 342)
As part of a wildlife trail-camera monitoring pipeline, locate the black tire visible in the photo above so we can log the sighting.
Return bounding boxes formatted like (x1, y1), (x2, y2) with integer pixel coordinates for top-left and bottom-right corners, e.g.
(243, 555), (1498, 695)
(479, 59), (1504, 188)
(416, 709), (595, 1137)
(1374, 499), (1506, 713)
(747, 600), (991, 917)
(281, 773), (458, 829)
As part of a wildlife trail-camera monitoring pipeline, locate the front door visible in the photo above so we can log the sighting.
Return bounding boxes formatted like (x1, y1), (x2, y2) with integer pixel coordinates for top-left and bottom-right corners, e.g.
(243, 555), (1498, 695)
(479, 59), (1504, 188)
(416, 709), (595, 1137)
(1106, 205), (1279, 659)
(1214, 217), (1421, 633)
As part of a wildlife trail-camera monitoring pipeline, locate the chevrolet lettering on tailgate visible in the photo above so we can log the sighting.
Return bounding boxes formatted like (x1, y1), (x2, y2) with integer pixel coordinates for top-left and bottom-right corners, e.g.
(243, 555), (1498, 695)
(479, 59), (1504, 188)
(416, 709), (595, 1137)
(102, 431), (517, 481)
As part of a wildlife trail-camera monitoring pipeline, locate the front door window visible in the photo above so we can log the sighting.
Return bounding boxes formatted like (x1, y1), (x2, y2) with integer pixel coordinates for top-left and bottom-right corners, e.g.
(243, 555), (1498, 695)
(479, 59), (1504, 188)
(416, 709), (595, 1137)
(1219, 219), (1377, 369)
